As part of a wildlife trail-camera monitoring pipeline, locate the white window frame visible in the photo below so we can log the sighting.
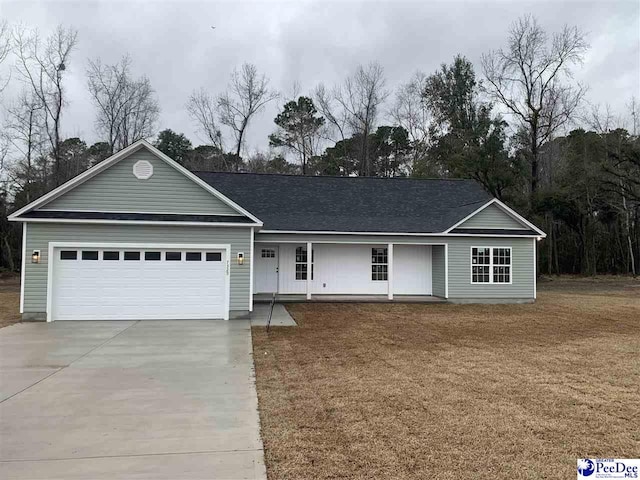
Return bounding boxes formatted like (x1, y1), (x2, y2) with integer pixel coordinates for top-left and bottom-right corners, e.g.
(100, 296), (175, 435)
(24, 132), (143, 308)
(470, 246), (512, 285)
(294, 246), (313, 281)
(371, 247), (388, 282)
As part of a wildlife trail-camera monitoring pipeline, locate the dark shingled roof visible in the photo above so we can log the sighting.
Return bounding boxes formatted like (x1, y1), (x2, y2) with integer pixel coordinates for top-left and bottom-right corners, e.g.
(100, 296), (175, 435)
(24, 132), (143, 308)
(22, 210), (254, 223)
(450, 228), (537, 236)
(195, 172), (493, 233)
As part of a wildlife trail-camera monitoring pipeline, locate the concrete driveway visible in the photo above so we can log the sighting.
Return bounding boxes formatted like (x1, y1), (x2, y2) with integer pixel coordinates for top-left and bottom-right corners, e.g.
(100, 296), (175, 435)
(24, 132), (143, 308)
(0, 320), (266, 480)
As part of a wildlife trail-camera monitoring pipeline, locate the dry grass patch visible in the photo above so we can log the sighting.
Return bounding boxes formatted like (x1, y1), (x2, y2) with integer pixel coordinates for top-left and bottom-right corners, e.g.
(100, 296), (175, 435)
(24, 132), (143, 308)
(0, 276), (20, 329)
(252, 279), (640, 479)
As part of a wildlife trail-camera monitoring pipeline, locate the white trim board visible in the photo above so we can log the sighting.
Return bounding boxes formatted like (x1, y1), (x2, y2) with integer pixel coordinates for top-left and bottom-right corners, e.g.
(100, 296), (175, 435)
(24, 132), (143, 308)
(46, 242), (232, 322)
(20, 223), (26, 314)
(256, 231), (541, 238)
(9, 140), (263, 225)
(14, 218), (260, 228)
(36, 207), (245, 216)
(444, 198), (546, 237)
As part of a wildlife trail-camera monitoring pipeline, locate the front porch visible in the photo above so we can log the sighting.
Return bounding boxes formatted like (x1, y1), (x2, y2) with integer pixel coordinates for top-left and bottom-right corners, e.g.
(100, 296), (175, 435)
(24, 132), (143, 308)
(253, 294), (446, 304)
(252, 241), (447, 302)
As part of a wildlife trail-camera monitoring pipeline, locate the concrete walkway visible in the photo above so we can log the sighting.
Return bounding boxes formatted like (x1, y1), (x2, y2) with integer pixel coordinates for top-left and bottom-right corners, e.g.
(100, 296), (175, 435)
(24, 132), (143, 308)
(249, 304), (297, 327)
(0, 320), (266, 480)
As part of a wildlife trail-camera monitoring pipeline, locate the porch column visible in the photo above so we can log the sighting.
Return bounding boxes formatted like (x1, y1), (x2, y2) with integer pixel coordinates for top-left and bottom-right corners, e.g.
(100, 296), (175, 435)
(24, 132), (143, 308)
(387, 243), (394, 300)
(444, 243), (449, 299)
(306, 241), (312, 300)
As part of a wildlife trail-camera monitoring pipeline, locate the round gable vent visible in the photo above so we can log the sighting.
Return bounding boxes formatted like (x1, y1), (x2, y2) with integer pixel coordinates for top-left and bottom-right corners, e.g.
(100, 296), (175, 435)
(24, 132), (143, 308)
(133, 160), (153, 180)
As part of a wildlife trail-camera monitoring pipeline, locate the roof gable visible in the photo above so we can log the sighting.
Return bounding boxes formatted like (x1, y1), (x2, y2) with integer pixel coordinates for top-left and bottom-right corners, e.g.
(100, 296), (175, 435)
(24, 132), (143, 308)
(42, 148), (239, 215)
(456, 202), (526, 229)
(445, 199), (545, 236)
(10, 141), (262, 224)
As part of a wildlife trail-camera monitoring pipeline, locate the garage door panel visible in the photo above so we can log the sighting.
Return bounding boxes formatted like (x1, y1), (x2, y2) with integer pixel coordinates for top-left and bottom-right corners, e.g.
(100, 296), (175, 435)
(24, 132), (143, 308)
(52, 248), (228, 320)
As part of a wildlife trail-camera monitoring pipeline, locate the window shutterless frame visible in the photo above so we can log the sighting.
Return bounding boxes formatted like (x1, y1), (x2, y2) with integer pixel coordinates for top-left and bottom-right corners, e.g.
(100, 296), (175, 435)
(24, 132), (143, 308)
(470, 246), (513, 285)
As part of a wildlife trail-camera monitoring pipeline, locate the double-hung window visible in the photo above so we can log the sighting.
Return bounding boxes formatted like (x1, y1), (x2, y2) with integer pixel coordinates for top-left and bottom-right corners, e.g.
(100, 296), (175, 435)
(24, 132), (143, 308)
(295, 246), (314, 280)
(371, 247), (388, 281)
(471, 247), (511, 284)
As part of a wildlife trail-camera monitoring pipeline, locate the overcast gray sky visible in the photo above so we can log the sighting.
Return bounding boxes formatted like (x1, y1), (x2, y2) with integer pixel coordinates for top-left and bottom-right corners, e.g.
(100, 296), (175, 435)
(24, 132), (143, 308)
(1, 0), (639, 155)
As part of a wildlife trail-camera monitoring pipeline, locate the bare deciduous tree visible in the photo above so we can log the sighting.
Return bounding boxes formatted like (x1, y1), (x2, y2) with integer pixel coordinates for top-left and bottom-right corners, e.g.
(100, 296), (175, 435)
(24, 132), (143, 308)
(3, 91), (46, 202)
(313, 83), (350, 144)
(314, 63), (388, 176)
(216, 63), (278, 160)
(186, 88), (224, 152)
(0, 20), (12, 93)
(13, 24), (78, 186)
(481, 14), (588, 203)
(87, 55), (159, 153)
(390, 71), (432, 171)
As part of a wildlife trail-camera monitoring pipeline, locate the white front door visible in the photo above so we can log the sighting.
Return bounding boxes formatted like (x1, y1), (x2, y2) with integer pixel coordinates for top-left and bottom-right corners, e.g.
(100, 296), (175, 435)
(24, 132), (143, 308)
(255, 246), (278, 293)
(51, 247), (228, 320)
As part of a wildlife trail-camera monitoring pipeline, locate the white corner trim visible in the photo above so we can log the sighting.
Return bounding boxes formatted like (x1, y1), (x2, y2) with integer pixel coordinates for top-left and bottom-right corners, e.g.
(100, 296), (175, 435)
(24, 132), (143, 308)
(533, 237), (537, 299)
(9, 139), (264, 225)
(249, 227), (254, 312)
(45, 242), (232, 322)
(20, 223), (26, 314)
(444, 243), (449, 299)
(443, 198), (546, 237)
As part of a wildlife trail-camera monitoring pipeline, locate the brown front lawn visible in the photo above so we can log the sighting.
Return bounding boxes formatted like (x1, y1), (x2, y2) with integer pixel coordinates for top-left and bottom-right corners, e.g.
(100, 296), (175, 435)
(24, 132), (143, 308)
(252, 278), (640, 479)
(0, 275), (20, 329)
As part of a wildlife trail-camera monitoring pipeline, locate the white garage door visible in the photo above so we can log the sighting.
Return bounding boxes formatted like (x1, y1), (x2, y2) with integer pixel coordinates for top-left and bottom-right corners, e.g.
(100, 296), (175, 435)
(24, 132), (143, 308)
(51, 247), (228, 320)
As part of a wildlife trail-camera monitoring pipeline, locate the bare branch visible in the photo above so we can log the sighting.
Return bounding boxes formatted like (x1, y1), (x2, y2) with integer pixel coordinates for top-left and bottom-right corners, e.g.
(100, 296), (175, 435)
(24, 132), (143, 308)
(216, 63), (279, 159)
(186, 88), (224, 152)
(87, 55), (159, 152)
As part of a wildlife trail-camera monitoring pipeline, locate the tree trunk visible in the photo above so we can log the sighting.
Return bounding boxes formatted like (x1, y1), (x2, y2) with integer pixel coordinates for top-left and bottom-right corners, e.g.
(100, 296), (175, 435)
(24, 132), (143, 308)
(2, 236), (15, 272)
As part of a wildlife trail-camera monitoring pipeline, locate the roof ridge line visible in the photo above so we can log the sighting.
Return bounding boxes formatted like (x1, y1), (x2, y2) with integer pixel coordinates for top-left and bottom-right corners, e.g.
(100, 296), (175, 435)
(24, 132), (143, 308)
(192, 171), (478, 181)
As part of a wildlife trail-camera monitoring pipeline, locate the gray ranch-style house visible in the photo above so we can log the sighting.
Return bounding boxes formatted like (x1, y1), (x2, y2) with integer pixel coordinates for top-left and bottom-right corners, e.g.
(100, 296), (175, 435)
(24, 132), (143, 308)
(9, 140), (546, 322)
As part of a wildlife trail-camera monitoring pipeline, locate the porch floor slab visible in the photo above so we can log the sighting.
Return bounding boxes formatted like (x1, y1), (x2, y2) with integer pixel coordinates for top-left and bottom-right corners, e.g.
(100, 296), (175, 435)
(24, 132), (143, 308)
(253, 294), (446, 304)
(249, 304), (297, 327)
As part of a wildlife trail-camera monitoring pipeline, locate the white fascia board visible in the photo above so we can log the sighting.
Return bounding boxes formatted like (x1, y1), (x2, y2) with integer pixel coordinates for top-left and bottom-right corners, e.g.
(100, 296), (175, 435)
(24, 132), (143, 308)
(443, 198), (546, 237)
(8, 139), (264, 225)
(138, 140), (263, 224)
(13, 218), (261, 228)
(492, 198), (546, 237)
(257, 229), (541, 238)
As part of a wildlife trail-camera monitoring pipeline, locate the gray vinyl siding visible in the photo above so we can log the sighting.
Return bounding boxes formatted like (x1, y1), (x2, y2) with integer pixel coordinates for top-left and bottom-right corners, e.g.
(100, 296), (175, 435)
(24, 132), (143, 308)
(256, 232), (535, 300)
(447, 237), (534, 299)
(432, 245), (446, 297)
(457, 203), (525, 229)
(23, 223), (251, 314)
(42, 149), (240, 215)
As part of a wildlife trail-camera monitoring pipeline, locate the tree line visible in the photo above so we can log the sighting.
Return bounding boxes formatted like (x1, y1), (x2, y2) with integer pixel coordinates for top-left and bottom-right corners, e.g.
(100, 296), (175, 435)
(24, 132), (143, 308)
(0, 15), (638, 276)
